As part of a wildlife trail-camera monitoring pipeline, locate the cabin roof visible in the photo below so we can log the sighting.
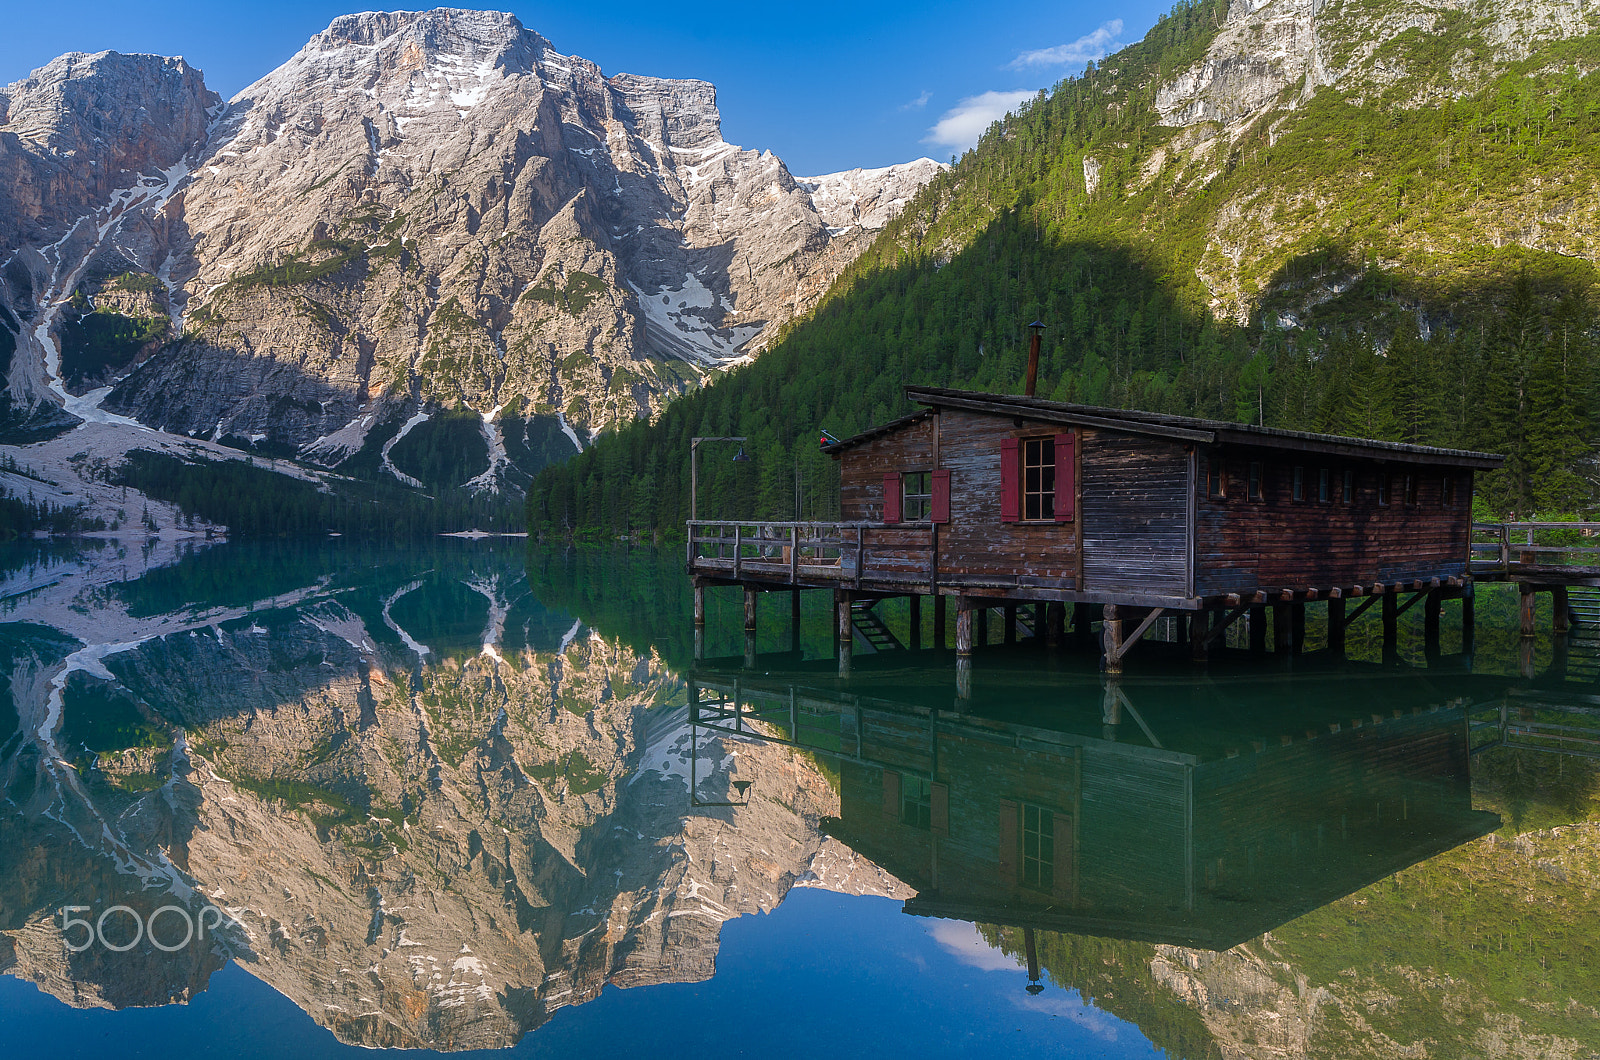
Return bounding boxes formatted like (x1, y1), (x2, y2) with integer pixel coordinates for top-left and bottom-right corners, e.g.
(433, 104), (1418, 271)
(822, 387), (1505, 469)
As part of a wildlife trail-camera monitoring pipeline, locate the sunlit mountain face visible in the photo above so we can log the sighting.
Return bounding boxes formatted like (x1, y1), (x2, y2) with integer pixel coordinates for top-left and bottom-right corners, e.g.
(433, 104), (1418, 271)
(1, 540), (1597, 1059)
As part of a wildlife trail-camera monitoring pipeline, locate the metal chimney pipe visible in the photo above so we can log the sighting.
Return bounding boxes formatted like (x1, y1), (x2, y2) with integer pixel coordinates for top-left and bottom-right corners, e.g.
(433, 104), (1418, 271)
(1024, 320), (1046, 397)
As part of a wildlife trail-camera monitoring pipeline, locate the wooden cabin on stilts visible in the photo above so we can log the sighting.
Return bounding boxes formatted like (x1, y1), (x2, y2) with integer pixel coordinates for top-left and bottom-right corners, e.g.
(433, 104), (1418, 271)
(687, 384), (1503, 676)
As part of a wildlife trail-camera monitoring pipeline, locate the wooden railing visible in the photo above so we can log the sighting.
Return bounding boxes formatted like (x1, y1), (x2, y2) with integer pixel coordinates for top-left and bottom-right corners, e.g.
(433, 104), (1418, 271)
(687, 519), (934, 588)
(1472, 522), (1600, 572)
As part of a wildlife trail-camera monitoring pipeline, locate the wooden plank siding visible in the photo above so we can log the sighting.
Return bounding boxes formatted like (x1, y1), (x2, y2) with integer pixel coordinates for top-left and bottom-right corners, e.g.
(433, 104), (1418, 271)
(1194, 447), (1475, 597)
(1080, 430), (1193, 598)
(838, 408), (1082, 589)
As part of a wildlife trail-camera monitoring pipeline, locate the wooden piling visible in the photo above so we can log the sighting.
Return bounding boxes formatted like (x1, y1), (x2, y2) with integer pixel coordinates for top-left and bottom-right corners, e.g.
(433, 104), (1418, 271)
(956, 605), (975, 658)
(837, 591), (854, 676)
(1102, 604), (1125, 673)
(1462, 583), (1476, 653)
(934, 593), (947, 650)
(1328, 597), (1346, 655)
(1249, 604), (1267, 654)
(1074, 603), (1094, 647)
(1554, 586), (1570, 634)
(975, 607), (989, 648)
(1520, 584), (1536, 638)
(1189, 609), (1210, 663)
(1047, 602), (1065, 648)
(1291, 602), (1306, 653)
(1274, 603), (1292, 653)
(693, 584), (706, 628)
(1424, 588), (1442, 656)
(790, 588), (802, 652)
(909, 595), (923, 650)
(1382, 590), (1398, 650)
(744, 587), (758, 632)
(1003, 605), (1017, 645)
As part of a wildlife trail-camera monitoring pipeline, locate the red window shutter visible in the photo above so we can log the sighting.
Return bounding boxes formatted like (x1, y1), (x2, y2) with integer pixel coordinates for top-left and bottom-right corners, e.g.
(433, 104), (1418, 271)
(931, 781), (950, 835)
(1052, 812), (1075, 902)
(1054, 432), (1076, 522)
(882, 473), (901, 523)
(931, 469), (951, 524)
(881, 770), (901, 818)
(997, 798), (1019, 885)
(1000, 438), (1020, 522)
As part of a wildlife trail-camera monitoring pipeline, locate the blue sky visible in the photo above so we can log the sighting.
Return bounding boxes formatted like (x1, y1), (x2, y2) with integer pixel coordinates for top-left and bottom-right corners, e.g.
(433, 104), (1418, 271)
(2, 1), (1175, 175)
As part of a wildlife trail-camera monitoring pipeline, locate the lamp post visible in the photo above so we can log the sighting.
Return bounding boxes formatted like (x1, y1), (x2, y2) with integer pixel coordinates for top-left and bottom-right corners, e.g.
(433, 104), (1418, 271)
(690, 435), (750, 521)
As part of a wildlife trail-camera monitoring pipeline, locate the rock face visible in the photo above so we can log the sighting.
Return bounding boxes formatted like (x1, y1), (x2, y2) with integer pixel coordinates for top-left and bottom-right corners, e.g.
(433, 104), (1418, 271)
(1155, 0), (1600, 133)
(0, 9), (943, 494)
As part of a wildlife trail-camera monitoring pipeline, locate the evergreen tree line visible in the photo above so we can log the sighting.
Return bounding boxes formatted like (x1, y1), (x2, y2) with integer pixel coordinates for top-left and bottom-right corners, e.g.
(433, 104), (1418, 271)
(115, 451), (523, 537)
(527, 0), (1600, 535)
(0, 487), (108, 538)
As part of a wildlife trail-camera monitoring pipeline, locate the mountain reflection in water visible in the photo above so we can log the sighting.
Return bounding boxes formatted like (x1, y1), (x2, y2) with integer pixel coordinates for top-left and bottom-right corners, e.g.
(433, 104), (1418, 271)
(0, 540), (1596, 1059)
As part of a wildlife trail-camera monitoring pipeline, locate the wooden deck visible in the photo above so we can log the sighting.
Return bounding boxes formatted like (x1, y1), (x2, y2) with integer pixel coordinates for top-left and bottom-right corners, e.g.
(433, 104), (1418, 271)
(686, 519), (1198, 608)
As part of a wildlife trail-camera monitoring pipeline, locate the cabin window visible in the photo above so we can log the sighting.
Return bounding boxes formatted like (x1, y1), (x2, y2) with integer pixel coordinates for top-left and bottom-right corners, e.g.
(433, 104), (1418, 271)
(1317, 468), (1331, 504)
(1022, 437), (1056, 520)
(1021, 803), (1055, 892)
(1443, 475), (1458, 508)
(1207, 456), (1226, 500)
(1292, 466), (1306, 503)
(902, 471), (932, 521)
(1404, 473), (1418, 505)
(900, 775), (932, 830)
(1342, 469), (1355, 504)
(1378, 475), (1391, 507)
(1247, 461), (1264, 502)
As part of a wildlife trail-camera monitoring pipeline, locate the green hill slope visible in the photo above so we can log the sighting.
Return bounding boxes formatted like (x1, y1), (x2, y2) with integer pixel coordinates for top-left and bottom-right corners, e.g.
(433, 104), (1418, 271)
(530, 0), (1600, 535)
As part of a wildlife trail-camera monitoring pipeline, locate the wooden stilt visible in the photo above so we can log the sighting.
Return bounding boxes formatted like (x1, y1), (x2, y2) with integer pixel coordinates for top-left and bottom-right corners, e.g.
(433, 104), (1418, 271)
(1047, 602), (1065, 648)
(955, 655), (972, 700)
(975, 607), (989, 648)
(1074, 603), (1094, 647)
(1249, 604), (1267, 654)
(1383, 590), (1398, 651)
(1291, 602), (1306, 653)
(956, 605), (975, 658)
(790, 588), (802, 652)
(693, 584), (706, 628)
(1189, 609), (1210, 663)
(934, 594), (947, 650)
(837, 591), (854, 677)
(1462, 583), (1476, 654)
(1033, 603), (1047, 643)
(1328, 597), (1346, 655)
(908, 595), (923, 650)
(744, 586), (758, 632)
(1274, 603), (1292, 653)
(1424, 588), (1442, 656)
(1520, 584), (1536, 638)
(1553, 586), (1570, 634)
(1102, 604), (1125, 673)
(744, 631), (757, 669)
(1003, 605), (1017, 645)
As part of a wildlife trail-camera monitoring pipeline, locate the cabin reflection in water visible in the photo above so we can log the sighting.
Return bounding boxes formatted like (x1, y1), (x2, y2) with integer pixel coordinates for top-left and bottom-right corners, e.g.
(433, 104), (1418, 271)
(687, 669), (1499, 950)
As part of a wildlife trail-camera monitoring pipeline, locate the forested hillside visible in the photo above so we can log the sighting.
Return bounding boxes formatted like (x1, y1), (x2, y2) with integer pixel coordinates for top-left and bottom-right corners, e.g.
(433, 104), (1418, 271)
(528, 0), (1600, 535)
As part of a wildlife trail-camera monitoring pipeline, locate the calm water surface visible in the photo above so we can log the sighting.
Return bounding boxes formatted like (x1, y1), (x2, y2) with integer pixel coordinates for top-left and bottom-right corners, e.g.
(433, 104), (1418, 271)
(0, 538), (1594, 1059)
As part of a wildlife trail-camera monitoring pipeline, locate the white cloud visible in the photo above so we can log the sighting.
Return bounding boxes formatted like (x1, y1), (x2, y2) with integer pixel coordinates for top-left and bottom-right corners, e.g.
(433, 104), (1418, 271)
(923, 89), (1037, 151)
(1010, 20), (1125, 69)
(900, 90), (933, 111)
(927, 920), (1025, 972)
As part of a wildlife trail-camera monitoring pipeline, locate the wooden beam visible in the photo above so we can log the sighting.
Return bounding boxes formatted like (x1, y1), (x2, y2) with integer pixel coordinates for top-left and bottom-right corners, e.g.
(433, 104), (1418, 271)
(1201, 605), (1251, 650)
(1120, 607), (1167, 658)
(1394, 590), (1428, 618)
(1341, 594), (1380, 628)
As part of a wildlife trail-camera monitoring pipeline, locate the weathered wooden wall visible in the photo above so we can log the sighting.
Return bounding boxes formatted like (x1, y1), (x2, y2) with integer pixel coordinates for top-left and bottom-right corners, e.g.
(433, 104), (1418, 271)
(1194, 451), (1474, 595)
(1080, 431), (1192, 598)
